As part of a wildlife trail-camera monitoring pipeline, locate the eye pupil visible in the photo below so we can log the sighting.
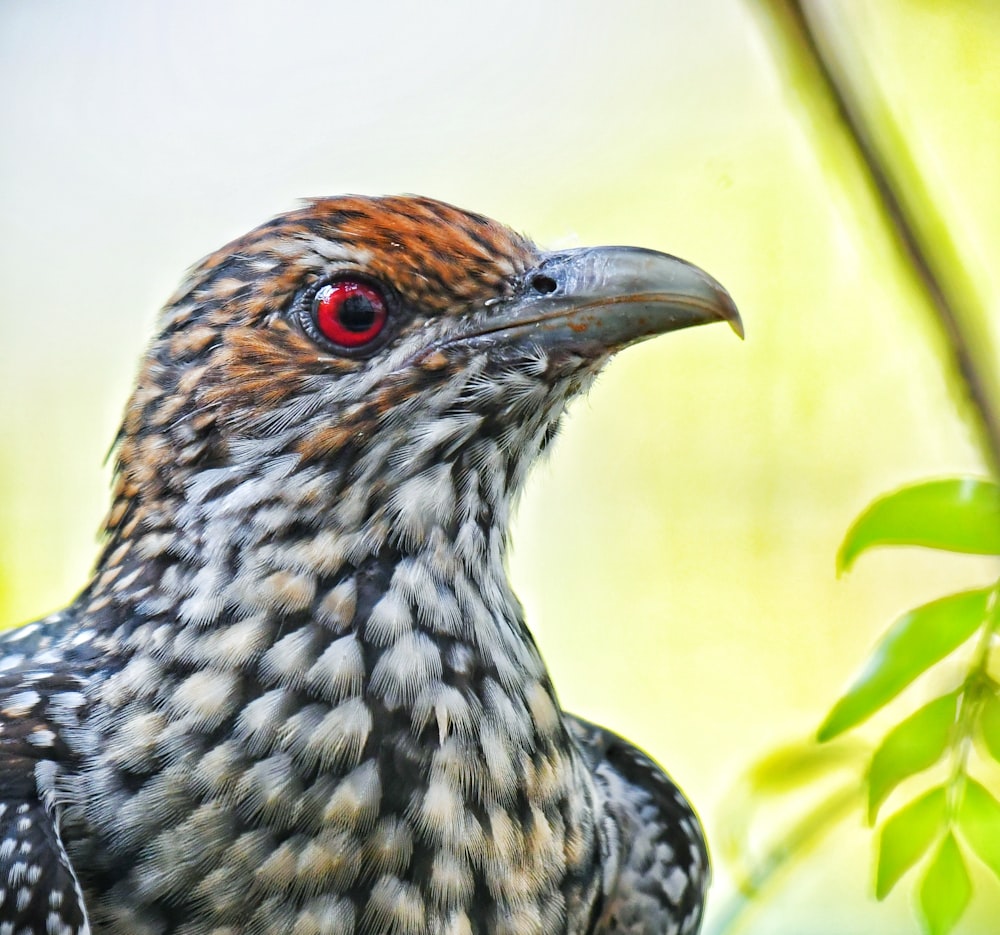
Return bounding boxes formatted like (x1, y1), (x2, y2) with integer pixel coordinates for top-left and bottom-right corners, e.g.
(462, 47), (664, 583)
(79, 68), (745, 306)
(339, 293), (377, 332)
(312, 279), (389, 349)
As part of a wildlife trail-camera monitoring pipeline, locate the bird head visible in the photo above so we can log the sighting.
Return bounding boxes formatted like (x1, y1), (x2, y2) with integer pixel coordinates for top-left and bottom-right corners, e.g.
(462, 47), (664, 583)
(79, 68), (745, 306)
(105, 195), (740, 571)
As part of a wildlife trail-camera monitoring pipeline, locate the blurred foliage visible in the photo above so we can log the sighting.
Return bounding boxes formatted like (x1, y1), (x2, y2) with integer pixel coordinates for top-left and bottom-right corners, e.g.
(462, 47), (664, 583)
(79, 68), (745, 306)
(722, 4), (1000, 935)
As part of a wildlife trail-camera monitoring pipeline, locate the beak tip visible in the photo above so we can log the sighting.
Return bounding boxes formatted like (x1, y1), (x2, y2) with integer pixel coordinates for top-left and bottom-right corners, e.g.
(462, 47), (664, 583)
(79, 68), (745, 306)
(712, 285), (744, 340)
(729, 310), (745, 340)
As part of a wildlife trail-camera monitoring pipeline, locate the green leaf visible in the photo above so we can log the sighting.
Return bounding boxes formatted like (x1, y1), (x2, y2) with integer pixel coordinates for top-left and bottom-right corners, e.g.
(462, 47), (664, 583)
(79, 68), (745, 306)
(876, 786), (947, 899)
(819, 589), (989, 741)
(744, 737), (868, 794)
(918, 833), (972, 935)
(838, 478), (1000, 572)
(868, 692), (958, 821)
(957, 776), (1000, 881)
(980, 691), (1000, 764)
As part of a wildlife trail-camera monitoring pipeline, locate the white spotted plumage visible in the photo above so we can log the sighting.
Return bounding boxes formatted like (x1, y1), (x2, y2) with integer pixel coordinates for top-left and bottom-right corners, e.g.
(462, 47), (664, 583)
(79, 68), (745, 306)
(0, 195), (733, 934)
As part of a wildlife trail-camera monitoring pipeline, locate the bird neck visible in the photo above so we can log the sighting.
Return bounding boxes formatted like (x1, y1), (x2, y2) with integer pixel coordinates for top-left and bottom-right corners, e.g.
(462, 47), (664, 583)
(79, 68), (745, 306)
(85, 437), (548, 689)
(74, 445), (574, 842)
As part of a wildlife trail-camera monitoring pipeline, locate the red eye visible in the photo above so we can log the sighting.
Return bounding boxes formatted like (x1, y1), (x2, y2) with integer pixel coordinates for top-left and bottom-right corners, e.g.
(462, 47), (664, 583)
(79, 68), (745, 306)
(313, 280), (388, 348)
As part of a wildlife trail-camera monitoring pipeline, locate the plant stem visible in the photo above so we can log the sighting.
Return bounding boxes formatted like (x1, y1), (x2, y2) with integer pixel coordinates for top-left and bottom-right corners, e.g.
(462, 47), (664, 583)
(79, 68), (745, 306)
(947, 579), (1000, 816)
(709, 781), (862, 935)
(753, 0), (1000, 476)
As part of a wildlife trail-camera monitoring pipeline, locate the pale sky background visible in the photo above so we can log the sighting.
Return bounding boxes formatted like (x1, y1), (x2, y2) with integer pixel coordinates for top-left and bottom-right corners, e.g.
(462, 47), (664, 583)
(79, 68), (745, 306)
(2, 3), (999, 932)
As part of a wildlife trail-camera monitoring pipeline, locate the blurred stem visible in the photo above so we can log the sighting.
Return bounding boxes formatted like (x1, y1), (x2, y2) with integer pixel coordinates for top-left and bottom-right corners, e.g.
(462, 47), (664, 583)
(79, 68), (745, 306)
(709, 781), (862, 935)
(752, 0), (1000, 476)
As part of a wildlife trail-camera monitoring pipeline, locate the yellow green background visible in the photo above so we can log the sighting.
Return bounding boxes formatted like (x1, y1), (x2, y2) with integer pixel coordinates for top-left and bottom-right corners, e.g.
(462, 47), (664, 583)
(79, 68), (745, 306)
(2, 2), (998, 932)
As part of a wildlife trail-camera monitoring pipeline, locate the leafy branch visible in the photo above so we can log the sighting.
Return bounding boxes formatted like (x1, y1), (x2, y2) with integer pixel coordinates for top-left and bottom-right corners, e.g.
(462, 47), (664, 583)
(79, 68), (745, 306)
(830, 481), (1000, 934)
(715, 482), (1000, 935)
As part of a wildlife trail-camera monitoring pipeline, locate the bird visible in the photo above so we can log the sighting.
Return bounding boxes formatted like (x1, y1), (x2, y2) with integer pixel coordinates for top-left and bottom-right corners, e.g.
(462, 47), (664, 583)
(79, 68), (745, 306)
(0, 195), (741, 935)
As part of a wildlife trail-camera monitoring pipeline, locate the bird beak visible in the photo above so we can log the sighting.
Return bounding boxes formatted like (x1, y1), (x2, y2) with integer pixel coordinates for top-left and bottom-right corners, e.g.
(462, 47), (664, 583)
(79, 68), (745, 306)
(450, 245), (742, 355)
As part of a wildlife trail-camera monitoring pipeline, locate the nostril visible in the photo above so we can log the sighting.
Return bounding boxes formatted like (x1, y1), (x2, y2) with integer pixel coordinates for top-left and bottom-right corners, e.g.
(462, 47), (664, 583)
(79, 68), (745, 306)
(530, 274), (558, 295)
